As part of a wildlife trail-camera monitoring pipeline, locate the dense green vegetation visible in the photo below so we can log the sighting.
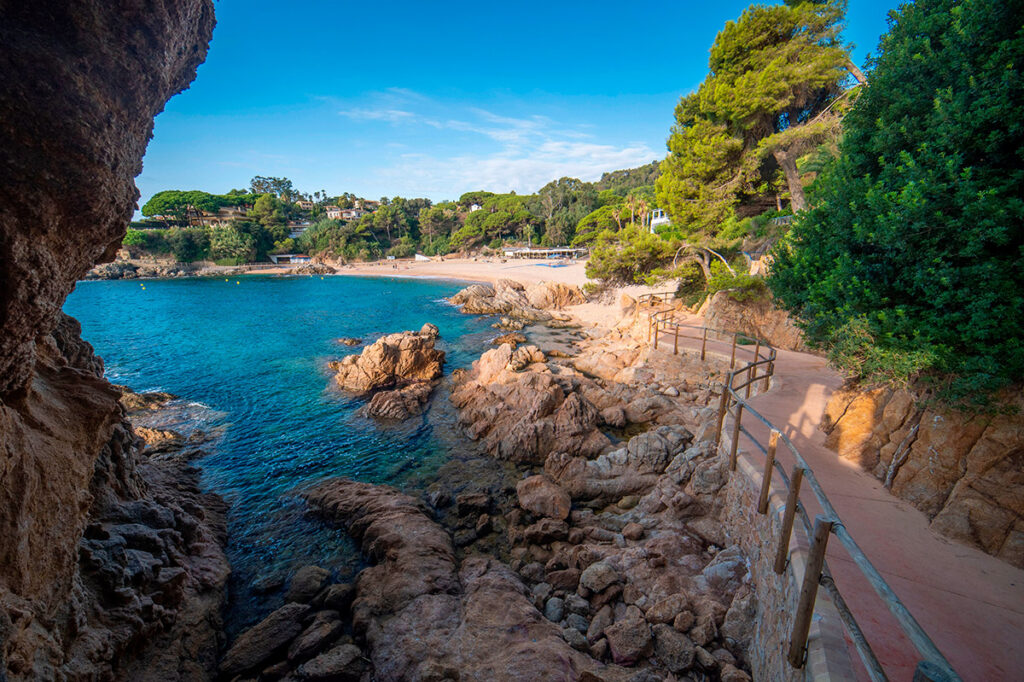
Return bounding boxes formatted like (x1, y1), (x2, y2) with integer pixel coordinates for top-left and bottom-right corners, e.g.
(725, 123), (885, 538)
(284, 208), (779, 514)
(129, 162), (663, 263)
(769, 0), (1024, 405)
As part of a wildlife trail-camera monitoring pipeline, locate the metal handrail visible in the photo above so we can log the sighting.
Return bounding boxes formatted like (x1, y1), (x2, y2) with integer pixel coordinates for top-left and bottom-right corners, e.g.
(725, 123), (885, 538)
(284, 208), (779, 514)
(636, 295), (961, 682)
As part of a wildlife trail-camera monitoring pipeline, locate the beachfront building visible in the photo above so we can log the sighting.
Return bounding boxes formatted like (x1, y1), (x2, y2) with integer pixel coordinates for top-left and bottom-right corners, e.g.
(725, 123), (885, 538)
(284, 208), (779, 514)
(325, 206), (343, 219)
(268, 254), (312, 265)
(502, 246), (588, 260)
(340, 207), (366, 220)
(294, 200), (314, 211)
(650, 209), (670, 234)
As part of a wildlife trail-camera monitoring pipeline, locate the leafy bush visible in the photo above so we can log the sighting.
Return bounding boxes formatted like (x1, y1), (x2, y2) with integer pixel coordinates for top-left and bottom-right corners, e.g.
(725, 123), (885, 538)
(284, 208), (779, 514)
(707, 269), (769, 303)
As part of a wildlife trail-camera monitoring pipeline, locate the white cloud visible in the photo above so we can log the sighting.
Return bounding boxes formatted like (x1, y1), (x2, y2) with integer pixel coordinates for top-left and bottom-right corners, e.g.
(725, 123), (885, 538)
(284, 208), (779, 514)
(339, 108), (416, 122)
(335, 90), (658, 198)
(377, 140), (657, 198)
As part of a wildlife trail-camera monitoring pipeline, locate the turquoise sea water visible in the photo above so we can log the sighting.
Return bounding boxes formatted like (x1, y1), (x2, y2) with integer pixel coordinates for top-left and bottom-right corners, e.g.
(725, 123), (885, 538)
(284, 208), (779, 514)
(65, 274), (494, 630)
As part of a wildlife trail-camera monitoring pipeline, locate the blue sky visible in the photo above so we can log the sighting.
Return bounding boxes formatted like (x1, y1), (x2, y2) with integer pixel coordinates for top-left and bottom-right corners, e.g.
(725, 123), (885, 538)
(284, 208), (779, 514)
(137, 0), (902, 209)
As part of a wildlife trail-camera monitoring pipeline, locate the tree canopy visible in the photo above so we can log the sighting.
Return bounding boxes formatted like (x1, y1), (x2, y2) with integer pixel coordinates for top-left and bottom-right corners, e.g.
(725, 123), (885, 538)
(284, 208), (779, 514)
(657, 0), (858, 238)
(769, 0), (1024, 406)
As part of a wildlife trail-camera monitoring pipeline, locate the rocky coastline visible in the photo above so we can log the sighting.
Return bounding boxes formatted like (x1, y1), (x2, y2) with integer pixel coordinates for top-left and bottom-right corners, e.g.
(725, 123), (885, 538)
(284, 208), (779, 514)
(218, 279), (756, 681)
(84, 259), (337, 281)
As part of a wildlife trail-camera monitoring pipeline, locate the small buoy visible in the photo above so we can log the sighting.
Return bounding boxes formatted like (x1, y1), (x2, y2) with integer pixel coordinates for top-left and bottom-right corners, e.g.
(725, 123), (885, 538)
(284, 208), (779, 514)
(236, 281), (240, 284)
(225, 278), (228, 282)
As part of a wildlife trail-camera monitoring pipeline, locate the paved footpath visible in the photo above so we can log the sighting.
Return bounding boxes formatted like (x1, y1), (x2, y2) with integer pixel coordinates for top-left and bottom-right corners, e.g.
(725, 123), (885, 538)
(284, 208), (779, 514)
(652, 318), (1024, 682)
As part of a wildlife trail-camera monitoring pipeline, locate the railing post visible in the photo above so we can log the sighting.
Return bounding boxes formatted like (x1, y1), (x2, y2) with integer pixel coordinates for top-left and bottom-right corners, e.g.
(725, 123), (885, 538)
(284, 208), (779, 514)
(730, 334), (737, 369)
(700, 327), (708, 361)
(774, 466), (804, 575)
(647, 314), (652, 342)
(746, 339), (761, 398)
(729, 402), (743, 471)
(673, 323), (679, 355)
(653, 318), (659, 350)
(763, 358), (773, 392)
(757, 430), (780, 514)
(788, 516), (834, 668)
(714, 378), (731, 449)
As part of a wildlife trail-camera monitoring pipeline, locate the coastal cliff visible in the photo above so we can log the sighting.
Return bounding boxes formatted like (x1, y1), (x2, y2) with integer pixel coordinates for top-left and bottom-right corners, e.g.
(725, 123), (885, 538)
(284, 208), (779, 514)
(0, 2), (224, 679)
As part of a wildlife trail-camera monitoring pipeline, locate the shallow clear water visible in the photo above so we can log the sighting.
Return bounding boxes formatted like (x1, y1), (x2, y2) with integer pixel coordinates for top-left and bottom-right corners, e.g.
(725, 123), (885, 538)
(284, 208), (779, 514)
(65, 274), (494, 630)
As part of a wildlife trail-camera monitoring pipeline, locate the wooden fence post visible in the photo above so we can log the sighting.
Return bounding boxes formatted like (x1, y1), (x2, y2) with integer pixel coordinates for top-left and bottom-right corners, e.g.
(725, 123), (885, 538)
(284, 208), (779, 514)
(700, 327), (708, 361)
(730, 335), (737, 369)
(763, 359), (773, 392)
(757, 430), (780, 514)
(746, 339), (761, 398)
(647, 314), (652, 342)
(774, 466), (804, 575)
(714, 379), (731, 449)
(674, 323), (679, 355)
(787, 516), (834, 668)
(653, 318), (659, 350)
(729, 402), (743, 471)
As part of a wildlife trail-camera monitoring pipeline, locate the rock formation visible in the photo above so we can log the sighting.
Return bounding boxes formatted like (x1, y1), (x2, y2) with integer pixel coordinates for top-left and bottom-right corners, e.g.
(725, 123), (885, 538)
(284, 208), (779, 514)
(450, 279), (584, 322)
(701, 291), (807, 352)
(0, 2), (222, 679)
(329, 325), (445, 393)
(821, 385), (1024, 568)
(303, 479), (625, 682)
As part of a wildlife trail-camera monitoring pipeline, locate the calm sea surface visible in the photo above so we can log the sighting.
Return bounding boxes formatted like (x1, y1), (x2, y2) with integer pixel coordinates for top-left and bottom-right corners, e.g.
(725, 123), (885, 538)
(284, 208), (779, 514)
(65, 274), (494, 630)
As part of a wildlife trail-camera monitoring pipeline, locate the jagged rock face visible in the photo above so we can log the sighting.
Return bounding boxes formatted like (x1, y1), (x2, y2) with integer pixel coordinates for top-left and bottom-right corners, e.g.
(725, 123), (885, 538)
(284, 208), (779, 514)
(700, 291), (807, 352)
(329, 328), (445, 393)
(821, 385), (1024, 568)
(0, 1), (215, 395)
(0, 2), (218, 678)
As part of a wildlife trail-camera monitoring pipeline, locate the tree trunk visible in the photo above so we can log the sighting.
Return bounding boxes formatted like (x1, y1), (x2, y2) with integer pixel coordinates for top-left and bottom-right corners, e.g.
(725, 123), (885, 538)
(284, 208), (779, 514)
(773, 148), (808, 212)
(846, 58), (867, 85)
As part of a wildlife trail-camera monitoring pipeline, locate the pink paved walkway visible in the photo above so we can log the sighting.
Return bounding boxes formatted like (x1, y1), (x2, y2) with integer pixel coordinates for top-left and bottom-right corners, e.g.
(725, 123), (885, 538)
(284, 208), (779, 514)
(651, 319), (1024, 682)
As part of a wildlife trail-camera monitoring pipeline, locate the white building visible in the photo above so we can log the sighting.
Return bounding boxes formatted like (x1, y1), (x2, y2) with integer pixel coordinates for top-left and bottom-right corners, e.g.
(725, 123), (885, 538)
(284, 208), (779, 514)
(650, 209), (670, 234)
(469, 203), (482, 212)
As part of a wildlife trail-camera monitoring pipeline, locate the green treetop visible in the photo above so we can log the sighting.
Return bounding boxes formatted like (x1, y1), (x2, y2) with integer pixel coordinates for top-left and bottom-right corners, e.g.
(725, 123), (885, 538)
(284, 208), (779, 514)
(657, 0), (860, 233)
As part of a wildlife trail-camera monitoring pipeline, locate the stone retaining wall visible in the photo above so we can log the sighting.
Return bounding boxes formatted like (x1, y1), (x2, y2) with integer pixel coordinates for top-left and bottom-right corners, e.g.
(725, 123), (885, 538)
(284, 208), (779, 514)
(717, 445), (855, 682)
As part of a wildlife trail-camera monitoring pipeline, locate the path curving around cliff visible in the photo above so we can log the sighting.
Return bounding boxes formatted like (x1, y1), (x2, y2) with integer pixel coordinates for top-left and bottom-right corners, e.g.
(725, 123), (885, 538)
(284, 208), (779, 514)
(652, 314), (1024, 682)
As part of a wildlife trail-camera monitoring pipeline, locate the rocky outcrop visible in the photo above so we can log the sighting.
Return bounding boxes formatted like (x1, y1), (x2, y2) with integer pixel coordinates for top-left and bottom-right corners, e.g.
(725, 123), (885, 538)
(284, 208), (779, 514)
(0, 2), (219, 679)
(450, 279), (583, 322)
(303, 479), (621, 682)
(364, 381), (435, 420)
(329, 325), (445, 393)
(1, 317), (230, 681)
(701, 291), (807, 352)
(451, 344), (611, 464)
(84, 261), (203, 280)
(821, 385), (1024, 568)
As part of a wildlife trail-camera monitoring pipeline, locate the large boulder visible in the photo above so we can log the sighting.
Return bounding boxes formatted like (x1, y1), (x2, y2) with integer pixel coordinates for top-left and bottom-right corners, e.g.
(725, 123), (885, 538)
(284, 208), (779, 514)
(219, 602), (310, 675)
(451, 349), (610, 464)
(516, 475), (571, 520)
(329, 328), (445, 393)
(364, 381), (435, 420)
(449, 279), (582, 322)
